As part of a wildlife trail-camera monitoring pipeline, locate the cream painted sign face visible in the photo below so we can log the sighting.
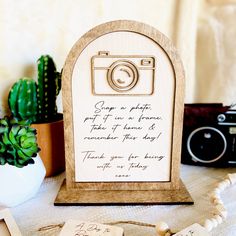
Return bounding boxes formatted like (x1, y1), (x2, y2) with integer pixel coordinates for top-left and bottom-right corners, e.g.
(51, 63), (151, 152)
(72, 31), (175, 182)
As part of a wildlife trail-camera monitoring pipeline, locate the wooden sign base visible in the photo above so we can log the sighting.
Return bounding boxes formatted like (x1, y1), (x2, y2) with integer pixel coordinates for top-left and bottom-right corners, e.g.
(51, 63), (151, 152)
(54, 179), (193, 205)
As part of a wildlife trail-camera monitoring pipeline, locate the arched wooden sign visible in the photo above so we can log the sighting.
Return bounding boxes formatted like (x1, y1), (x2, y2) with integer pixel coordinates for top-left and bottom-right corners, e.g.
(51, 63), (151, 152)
(55, 20), (193, 205)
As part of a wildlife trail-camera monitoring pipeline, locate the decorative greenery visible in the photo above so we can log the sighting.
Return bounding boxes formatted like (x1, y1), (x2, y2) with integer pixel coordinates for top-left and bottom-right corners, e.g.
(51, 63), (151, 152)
(8, 55), (61, 123)
(0, 117), (40, 168)
(8, 77), (38, 123)
(37, 55), (61, 122)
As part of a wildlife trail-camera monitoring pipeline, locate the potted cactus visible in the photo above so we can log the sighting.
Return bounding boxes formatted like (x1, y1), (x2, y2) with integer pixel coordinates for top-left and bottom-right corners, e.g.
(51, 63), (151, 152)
(8, 55), (65, 177)
(0, 116), (45, 207)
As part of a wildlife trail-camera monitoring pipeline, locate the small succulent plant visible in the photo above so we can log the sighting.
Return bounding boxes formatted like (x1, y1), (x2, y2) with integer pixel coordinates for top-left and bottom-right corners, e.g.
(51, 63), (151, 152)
(8, 55), (61, 123)
(0, 117), (40, 168)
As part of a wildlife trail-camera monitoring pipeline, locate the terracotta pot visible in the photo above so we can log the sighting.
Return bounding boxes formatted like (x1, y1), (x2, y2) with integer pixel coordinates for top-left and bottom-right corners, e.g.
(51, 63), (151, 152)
(32, 118), (65, 177)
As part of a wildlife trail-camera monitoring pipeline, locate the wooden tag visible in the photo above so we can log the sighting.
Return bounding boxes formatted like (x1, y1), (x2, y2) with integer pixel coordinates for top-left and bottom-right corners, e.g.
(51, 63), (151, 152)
(173, 223), (210, 236)
(0, 208), (22, 236)
(59, 220), (124, 236)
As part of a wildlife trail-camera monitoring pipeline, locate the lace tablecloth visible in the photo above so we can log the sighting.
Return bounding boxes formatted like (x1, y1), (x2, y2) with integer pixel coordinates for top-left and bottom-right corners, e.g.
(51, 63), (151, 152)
(11, 165), (236, 236)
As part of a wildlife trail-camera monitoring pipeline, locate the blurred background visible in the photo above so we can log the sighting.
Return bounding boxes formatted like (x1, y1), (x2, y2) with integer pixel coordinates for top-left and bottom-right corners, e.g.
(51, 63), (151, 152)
(0, 0), (236, 116)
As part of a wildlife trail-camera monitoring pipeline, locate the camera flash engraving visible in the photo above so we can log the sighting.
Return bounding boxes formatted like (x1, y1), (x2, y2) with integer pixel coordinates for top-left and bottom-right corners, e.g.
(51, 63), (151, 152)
(141, 59), (152, 66)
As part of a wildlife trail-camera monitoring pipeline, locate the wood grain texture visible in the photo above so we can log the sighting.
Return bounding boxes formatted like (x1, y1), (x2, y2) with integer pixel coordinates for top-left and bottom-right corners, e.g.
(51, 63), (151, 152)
(55, 179), (193, 205)
(60, 20), (187, 202)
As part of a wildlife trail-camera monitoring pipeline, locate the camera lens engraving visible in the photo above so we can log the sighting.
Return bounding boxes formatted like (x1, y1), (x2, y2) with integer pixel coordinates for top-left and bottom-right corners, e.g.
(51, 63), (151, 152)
(187, 127), (227, 163)
(107, 60), (139, 92)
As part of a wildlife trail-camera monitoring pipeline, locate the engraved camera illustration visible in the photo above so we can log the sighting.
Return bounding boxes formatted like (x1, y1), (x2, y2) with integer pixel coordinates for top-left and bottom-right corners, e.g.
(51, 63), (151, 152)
(91, 51), (155, 95)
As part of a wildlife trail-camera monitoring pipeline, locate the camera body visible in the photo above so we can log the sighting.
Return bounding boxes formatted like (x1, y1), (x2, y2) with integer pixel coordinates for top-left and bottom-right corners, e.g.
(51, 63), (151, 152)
(181, 103), (236, 167)
(91, 51), (155, 95)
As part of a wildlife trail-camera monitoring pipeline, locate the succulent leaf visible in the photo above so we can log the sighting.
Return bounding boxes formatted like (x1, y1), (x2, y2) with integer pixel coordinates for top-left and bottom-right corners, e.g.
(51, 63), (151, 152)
(7, 147), (17, 159)
(21, 145), (38, 157)
(17, 149), (30, 159)
(21, 136), (37, 149)
(0, 141), (6, 152)
(0, 156), (6, 165)
(17, 127), (27, 136)
(10, 125), (21, 136)
(0, 117), (39, 168)
(10, 117), (31, 126)
(9, 129), (21, 149)
(0, 118), (8, 126)
(0, 125), (8, 134)
(2, 132), (11, 146)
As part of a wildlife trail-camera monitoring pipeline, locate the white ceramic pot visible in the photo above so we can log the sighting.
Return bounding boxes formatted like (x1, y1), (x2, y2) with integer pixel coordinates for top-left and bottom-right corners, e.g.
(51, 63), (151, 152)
(0, 155), (46, 207)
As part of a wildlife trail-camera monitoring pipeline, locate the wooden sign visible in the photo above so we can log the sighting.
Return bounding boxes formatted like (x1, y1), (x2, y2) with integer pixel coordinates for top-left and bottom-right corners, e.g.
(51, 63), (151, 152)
(55, 20), (193, 205)
(0, 208), (22, 236)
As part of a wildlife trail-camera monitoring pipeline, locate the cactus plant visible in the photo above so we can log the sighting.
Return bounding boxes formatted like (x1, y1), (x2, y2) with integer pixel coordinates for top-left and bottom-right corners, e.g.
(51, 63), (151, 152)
(0, 117), (40, 168)
(8, 55), (61, 124)
(37, 55), (61, 122)
(8, 77), (38, 123)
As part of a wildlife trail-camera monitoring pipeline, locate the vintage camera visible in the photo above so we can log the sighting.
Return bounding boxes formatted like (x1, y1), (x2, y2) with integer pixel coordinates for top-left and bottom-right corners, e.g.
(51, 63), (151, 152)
(181, 103), (236, 167)
(91, 51), (155, 95)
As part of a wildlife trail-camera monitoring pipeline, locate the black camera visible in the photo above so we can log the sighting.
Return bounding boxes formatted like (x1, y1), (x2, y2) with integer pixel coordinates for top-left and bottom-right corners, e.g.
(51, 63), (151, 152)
(181, 103), (236, 167)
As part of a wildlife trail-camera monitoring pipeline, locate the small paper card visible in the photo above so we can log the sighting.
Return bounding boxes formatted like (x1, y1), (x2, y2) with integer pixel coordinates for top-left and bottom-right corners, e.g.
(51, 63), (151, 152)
(59, 220), (124, 236)
(173, 223), (210, 236)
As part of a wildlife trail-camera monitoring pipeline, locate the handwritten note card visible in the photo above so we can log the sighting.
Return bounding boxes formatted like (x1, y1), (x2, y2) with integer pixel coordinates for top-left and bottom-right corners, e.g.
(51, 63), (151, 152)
(59, 220), (124, 236)
(173, 224), (210, 236)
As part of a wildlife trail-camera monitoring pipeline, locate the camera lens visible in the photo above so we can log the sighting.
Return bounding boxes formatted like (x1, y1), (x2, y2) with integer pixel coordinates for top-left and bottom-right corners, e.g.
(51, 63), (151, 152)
(187, 127), (227, 163)
(107, 60), (139, 92)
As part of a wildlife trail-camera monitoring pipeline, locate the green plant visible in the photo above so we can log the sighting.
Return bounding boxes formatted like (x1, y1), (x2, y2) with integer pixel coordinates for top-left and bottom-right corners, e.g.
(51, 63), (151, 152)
(8, 77), (38, 123)
(0, 117), (40, 168)
(37, 55), (61, 122)
(8, 55), (61, 123)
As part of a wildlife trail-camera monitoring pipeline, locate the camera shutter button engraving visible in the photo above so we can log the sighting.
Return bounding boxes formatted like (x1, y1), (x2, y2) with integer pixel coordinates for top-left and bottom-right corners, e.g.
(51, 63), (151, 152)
(107, 60), (139, 92)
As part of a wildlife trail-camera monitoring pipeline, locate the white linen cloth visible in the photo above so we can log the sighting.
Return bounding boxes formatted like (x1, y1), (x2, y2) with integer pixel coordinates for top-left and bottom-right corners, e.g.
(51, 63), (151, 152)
(11, 165), (236, 236)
